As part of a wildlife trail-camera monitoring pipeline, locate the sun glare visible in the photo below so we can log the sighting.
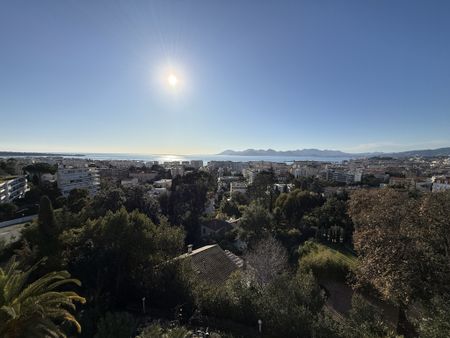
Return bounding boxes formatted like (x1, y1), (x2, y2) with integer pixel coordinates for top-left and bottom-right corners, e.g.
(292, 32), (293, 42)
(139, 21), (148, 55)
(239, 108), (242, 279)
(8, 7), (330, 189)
(168, 74), (178, 87)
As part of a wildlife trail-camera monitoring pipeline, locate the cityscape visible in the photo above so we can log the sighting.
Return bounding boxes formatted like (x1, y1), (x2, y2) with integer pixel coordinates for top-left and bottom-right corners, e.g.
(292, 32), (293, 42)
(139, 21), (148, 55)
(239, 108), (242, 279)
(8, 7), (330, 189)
(1, 1), (450, 338)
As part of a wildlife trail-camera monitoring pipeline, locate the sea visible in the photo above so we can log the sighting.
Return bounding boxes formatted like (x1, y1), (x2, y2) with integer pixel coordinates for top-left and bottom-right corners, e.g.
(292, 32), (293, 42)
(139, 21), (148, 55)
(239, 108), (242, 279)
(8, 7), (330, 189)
(60, 153), (354, 164)
(1, 152), (359, 164)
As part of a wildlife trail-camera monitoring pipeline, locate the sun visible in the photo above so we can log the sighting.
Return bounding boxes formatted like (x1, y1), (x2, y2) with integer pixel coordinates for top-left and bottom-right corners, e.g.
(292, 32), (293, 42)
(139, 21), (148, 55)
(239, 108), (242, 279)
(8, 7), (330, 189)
(167, 74), (178, 87)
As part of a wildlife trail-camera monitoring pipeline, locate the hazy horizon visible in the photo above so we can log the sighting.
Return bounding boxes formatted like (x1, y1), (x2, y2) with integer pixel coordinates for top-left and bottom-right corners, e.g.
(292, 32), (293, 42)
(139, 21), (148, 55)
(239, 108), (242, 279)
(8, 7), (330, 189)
(1, 1), (450, 154)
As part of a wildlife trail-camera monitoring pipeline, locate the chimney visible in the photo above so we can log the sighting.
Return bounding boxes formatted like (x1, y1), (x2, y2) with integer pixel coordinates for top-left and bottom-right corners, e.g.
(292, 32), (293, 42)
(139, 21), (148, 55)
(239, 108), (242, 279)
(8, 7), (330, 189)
(187, 244), (193, 254)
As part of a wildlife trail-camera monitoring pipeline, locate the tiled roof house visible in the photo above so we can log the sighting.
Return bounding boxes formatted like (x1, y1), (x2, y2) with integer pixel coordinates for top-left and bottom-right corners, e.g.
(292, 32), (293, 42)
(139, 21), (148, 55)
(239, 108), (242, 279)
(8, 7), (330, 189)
(179, 244), (243, 285)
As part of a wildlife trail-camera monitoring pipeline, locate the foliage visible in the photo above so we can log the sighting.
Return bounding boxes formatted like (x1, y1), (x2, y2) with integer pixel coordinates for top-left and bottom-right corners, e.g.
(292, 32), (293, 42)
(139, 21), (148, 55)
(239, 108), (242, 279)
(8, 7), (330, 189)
(0, 159), (18, 176)
(0, 256), (86, 338)
(168, 171), (213, 243)
(123, 185), (161, 223)
(94, 312), (136, 338)
(148, 260), (196, 315)
(21, 196), (63, 269)
(298, 241), (357, 281)
(196, 270), (328, 338)
(23, 162), (57, 175)
(257, 272), (326, 337)
(89, 188), (126, 218)
(20, 181), (62, 209)
(38, 195), (58, 237)
(62, 208), (184, 308)
(361, 174), (384, 187)
(136, 322), (191, 338)
(275, 189), (323, 227)
(349, 189), (450, 335)
(0, 203), (18, 222)
(247, 170), (276, 200)
(415, 296), (450, 338)
(303, 196), (353, 243)
(67, 188), (90, 213)
(238, 202), (273, 244)
(230, 191), (249, 206)
(219, 198), (241, 218)
(342, 294), (396, 338)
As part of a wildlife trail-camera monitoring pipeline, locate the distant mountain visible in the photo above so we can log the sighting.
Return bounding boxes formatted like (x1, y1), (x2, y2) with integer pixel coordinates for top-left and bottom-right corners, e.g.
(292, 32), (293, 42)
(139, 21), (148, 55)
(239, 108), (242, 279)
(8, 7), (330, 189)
(218, 147), (450, 158)
(386, 147), (450, 158)
(218, 148), (372, 157)
(0, 151), (84, 157)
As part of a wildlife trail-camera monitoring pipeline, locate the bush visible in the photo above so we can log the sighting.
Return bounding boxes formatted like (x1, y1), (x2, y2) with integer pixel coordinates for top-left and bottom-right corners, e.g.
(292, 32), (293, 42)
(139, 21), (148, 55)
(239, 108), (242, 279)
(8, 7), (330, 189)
(136, 323), (191, 338)
(298, 241), (357, 281)
(95, 312), (136, 338)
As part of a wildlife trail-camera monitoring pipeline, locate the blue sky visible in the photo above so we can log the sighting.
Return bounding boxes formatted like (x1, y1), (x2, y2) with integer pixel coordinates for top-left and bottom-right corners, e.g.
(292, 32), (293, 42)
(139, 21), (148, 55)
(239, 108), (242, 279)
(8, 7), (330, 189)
(1, 0), (450, 154)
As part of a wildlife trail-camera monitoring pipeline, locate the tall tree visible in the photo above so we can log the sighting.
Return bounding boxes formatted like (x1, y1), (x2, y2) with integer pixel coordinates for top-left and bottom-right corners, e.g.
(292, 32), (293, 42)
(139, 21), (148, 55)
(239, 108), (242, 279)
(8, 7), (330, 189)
(348, 189), (450, 336)
(244, 236), (288, 287)
(62, 208), (184, 308)
(239, 202), (273, 244)
(0, 257), (86, 338)
(38, 195), (57, 237)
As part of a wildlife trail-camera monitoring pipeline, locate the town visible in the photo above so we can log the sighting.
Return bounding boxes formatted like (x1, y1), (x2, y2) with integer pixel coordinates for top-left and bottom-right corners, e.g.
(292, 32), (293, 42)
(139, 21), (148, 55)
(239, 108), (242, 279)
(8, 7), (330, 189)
(2, 0), (450, 337)
(2, 154), (450, 217)
(1, 152), (449, 337)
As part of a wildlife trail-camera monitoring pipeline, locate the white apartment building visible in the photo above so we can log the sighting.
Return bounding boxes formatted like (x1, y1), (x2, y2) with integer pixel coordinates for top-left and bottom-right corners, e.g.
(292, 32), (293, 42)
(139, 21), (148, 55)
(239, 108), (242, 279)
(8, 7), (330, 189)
(242, 168), (259, 184)
(170, 166), (185, 178)
(57, 166), (100, 197)
(153, 179), (172, 189)
(431, 175), (450, 192)
(0, 176), (29, 204)
(291, 165), (320, 178)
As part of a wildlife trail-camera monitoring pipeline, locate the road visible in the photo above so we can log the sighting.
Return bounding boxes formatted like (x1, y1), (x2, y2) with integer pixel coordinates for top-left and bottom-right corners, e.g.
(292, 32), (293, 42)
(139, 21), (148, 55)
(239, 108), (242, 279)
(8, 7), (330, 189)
(0, 222), (28, 244)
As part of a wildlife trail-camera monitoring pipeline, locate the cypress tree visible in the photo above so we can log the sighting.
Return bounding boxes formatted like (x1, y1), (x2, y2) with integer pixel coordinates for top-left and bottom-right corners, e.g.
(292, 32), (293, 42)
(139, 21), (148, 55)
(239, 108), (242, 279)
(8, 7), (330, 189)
(38, 195), (57, 237)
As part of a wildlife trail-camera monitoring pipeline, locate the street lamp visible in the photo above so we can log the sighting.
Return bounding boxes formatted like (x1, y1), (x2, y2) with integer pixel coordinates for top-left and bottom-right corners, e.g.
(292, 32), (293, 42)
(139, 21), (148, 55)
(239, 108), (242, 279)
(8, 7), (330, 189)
(142, 297), (146, 314)
(258, 319), (262, 334)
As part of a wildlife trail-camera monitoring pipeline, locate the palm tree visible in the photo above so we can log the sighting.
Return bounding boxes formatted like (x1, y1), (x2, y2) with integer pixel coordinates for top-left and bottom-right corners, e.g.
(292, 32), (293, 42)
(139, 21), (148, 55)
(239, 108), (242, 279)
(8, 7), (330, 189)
(0, 256), (86, 338)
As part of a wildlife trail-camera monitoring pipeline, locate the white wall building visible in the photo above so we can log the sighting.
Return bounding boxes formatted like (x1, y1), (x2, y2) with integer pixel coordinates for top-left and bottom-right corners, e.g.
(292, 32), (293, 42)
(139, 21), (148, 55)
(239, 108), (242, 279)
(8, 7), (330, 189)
(0, 176), (29, 204)
(154, 179), (172, 189)
(57, 166), (100, 197)
(431, 176), (450, 192)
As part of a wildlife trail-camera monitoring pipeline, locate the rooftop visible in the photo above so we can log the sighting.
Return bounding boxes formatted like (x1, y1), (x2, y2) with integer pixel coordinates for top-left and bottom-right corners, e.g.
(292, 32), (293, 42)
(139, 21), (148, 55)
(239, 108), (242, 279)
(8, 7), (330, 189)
(180, 244), (241, 285)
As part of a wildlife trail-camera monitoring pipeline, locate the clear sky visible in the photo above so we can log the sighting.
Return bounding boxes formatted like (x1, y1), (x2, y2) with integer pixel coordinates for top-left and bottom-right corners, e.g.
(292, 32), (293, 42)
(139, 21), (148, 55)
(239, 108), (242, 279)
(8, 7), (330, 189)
(1, 0), (450, 155)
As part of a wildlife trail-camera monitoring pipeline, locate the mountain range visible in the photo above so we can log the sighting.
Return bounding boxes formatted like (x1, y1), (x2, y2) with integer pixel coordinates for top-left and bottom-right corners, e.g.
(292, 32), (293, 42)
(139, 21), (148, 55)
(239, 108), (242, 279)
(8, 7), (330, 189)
(218, 147), (450, 158)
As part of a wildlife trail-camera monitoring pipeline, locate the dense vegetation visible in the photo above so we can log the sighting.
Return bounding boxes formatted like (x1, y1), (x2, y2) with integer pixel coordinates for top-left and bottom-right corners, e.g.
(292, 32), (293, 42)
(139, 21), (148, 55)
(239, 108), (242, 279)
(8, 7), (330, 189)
(0, 167), (449, 337)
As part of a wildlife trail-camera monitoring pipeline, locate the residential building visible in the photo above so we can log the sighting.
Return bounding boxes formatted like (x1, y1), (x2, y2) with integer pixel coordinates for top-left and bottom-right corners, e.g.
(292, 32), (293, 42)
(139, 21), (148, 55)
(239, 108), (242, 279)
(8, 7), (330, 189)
(432, 175), (450, 192)
(201, 219), (232, 238)
(190, 160), (204, 169)
(230, 181), (247, 195)
(121, 178), (139, 188)
(321, 169), (356, 184)
(242, 168), (259, 184)
(129, 172), (157, 183)
(153, 179), (172, 189)
(57, 166), (100, 197)
(273, 183), (294, 193)
(169, 166), (185, 177)
(178, 244), (243, 285)
(0, 176), (29, 203)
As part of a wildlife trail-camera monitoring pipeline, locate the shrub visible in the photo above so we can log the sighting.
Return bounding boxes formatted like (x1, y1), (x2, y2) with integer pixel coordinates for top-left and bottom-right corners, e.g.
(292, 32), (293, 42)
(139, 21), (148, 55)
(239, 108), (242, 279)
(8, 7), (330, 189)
(299, 241), (357, 281)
